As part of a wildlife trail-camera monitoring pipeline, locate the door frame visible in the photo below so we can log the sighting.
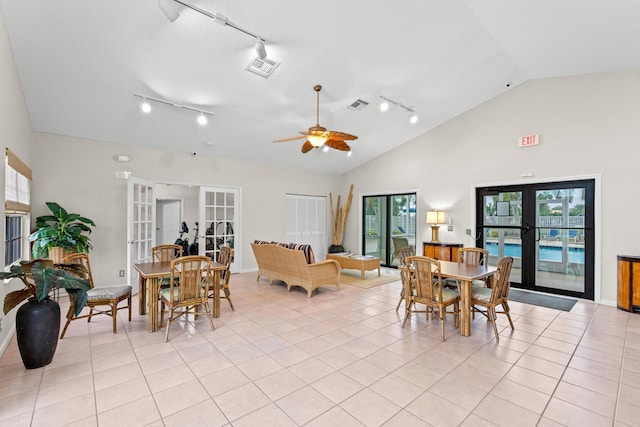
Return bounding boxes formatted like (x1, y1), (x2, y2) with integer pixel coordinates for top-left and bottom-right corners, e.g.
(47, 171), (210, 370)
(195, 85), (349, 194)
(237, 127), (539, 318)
(359, 189), (419, 267)
(472, 174), (602, 303)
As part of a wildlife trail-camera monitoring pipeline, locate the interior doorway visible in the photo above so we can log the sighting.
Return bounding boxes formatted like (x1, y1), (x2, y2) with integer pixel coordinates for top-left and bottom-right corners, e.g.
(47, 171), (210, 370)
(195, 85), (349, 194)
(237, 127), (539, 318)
(156, 199), (182, 246)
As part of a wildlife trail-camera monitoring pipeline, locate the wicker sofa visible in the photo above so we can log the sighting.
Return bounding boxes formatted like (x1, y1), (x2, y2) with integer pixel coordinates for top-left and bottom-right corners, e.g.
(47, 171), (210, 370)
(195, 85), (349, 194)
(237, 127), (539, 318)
(251, 242), (341, 297)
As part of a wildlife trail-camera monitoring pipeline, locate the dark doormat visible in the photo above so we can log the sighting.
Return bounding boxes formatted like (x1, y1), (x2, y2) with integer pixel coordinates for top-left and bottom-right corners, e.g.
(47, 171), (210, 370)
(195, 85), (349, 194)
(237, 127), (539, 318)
(508, 289), (578, 312)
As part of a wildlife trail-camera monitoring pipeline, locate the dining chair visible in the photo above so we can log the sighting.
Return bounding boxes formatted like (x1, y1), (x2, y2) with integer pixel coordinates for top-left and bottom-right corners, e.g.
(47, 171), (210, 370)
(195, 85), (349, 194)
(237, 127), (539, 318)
(470, 256), (514, 341)
(402, 256), (459, 341)
(209, 246), (234, 311)
(395, 246), (415, 312)
(152, 244), (183, 287)
(160, 255), (215, 342)
(458, 247), (490, 288)
(152, 244), (183, 262)
(391, 236), (409, 264)
(60, 253), (132, 339)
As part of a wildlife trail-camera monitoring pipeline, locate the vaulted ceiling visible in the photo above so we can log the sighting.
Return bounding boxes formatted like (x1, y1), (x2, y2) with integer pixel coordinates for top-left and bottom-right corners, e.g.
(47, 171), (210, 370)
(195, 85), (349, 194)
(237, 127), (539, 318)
(2, 0), (639, 174)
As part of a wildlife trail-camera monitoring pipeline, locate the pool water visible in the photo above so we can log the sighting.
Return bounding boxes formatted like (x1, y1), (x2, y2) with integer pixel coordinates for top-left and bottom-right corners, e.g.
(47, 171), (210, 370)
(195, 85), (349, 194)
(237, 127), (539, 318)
(486, 242), (584, 264)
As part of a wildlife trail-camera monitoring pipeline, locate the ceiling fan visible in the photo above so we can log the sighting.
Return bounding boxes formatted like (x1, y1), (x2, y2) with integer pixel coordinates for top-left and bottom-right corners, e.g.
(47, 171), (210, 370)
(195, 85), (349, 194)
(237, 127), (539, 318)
(274, 85), (358, 153)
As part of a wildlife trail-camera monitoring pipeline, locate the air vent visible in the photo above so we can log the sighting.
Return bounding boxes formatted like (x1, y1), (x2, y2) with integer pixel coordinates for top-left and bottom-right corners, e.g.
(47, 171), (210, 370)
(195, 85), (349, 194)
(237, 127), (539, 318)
(245, 57), (280, 78)
(348, 99), (369, 111)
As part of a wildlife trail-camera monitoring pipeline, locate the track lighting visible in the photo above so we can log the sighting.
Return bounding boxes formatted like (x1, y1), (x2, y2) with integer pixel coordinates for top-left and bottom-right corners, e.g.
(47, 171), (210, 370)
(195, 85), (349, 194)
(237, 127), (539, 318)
(158, 0), (183, 22)
(134, 94), (214, 125)
(254, 38), (267, 60)
(139, 98), (151, 113)
(379, 95), (418, 125)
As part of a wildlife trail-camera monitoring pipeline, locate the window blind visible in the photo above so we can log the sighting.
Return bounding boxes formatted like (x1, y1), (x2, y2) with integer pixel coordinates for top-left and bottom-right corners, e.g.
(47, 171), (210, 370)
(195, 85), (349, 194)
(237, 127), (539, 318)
(5, 148), (31, 214)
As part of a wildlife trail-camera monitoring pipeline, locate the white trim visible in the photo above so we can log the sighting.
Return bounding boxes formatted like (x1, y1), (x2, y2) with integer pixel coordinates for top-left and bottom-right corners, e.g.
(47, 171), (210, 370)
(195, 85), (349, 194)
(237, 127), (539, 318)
(471, 174), (601, 303)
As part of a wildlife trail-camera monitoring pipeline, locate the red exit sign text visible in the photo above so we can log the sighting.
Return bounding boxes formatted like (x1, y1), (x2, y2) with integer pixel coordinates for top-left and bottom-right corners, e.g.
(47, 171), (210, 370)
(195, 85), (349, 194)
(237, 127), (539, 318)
(519, 134), (539, 147)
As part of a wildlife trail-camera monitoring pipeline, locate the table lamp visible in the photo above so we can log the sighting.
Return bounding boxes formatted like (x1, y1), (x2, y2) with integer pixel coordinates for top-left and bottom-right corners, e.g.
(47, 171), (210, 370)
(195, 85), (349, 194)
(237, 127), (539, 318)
(426, 210), (446, 242)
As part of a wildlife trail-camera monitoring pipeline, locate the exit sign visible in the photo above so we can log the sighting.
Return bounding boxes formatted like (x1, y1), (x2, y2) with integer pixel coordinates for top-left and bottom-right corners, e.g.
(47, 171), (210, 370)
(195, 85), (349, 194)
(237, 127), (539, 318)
(519, 134), (540, 147)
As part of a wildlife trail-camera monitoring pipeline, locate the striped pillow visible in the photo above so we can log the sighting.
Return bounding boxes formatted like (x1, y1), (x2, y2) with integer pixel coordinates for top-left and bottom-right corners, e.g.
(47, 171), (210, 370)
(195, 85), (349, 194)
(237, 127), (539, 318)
(290, 244), (315, 264)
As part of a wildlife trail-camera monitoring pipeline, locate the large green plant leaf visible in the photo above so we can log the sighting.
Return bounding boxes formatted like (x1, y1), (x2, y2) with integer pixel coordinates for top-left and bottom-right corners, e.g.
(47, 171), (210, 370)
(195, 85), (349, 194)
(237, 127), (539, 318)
(3, 289), (32, 315)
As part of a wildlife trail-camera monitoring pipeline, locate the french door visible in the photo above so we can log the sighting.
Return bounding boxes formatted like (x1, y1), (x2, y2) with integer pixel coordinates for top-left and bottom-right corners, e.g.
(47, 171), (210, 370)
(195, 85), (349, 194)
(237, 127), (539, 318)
(199, 187), (240, 273)
(127, 178), (155, 293)
(362, 193), (416, 267)
(476, 180), (594, 299)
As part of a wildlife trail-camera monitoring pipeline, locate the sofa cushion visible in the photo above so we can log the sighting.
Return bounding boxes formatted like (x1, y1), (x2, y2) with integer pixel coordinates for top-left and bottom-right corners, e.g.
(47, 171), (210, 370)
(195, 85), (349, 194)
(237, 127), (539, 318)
(290, 243), (315, 264)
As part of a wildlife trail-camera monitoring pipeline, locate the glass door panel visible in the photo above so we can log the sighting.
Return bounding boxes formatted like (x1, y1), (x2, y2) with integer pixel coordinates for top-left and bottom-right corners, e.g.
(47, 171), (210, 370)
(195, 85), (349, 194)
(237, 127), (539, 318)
(127, 178), (155, 293)
(535, 188), (586, 293)
(200, 187), (240, 273)
(362, 193), (416, 267)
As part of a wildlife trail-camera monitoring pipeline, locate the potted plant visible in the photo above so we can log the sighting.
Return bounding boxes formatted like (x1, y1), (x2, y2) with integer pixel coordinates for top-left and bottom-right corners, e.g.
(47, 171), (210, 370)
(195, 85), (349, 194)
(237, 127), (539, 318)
(1, 260), (90, 369)
(29, 202), (96, 262)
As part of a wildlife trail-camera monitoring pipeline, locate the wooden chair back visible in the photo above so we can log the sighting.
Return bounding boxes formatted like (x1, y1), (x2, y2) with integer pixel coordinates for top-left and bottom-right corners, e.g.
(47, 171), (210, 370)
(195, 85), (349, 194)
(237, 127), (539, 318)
(217, 246), (234, 283)
(62, 253), (95, 289)
(397, 246), (415, 267)
(168, 255), (211, 304)
(406, 256), (442, 302)
(153, 244), (183, 262)
(458, 247), (488, 266)
(489, 256), (514, 303)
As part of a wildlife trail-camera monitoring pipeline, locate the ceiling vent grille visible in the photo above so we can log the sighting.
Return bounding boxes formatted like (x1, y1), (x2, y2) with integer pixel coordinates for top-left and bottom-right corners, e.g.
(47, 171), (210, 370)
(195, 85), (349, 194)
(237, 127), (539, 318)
(245, 57), (280, 78)
(348, 99), (369, 111)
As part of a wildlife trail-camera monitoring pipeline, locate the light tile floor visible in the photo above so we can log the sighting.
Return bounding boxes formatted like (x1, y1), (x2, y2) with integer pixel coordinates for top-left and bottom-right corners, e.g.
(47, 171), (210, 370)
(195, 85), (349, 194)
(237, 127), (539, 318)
(1, 271), (639, 426)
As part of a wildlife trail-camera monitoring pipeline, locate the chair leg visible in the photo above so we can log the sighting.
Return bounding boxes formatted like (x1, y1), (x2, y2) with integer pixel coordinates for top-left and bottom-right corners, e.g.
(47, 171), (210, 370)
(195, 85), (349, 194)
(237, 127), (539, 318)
(128, 293), (132, 321)
(488, 307), (500, 341)
(164, 308), (173, 343)
(203, 302), (216, 330)
(395, 288), (405, 312)
(402, 304), (411, 328)
(503, 301), (514, 329)
(59, 306), (74, 339)
(224, 287), (235, 311)
(112, 302), (117, 334)
(453, 301), (459, 328)
(439, 306), (446, 341)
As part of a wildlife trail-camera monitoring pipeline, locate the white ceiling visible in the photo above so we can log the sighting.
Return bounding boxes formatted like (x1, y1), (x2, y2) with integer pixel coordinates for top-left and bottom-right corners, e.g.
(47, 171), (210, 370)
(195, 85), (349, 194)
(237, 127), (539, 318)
(2, 0), (639, 174)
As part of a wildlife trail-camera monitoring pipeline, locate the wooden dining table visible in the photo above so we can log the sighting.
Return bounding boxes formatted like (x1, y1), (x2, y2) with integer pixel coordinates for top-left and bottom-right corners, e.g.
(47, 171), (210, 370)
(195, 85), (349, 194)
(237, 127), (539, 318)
(437, 261), (497, 337)
(134, 260), (226, 332)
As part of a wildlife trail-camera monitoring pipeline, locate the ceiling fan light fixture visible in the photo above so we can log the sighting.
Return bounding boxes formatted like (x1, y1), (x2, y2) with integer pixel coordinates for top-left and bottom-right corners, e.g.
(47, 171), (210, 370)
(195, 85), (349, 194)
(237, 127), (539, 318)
(158, 0), (182, 22)
(322, 145), (329, 152)
(308, 134), (328, 148)
(347, 151), (352, 157)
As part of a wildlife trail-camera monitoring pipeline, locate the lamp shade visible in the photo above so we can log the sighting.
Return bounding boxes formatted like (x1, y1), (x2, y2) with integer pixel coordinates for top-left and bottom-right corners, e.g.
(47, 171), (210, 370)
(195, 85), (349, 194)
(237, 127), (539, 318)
(426, 210), (445, 225)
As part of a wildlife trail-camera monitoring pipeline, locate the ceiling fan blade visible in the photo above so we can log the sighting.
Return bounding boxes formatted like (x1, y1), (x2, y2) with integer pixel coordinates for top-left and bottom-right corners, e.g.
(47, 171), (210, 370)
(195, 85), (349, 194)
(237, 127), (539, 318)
(301, 140), (314, 153)
(327, 130), (358, 141)
(274, 135), (307, 142)
(325, 139), (351, 151)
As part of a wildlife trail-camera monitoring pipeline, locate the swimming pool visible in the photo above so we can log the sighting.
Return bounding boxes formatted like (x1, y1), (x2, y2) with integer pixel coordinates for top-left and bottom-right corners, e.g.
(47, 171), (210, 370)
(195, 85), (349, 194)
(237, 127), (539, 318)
(486, 242), (584, 264)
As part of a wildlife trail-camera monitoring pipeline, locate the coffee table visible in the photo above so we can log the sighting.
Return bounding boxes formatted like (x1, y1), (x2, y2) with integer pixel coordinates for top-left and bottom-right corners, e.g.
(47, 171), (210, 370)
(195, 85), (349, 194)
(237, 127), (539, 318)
(326, 253), (381, 280)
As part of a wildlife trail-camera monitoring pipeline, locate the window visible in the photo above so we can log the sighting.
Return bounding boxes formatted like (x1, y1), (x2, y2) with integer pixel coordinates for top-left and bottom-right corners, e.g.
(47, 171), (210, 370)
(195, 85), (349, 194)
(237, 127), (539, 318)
(5, 216), (22, 265)
(4, 148), (32, 267)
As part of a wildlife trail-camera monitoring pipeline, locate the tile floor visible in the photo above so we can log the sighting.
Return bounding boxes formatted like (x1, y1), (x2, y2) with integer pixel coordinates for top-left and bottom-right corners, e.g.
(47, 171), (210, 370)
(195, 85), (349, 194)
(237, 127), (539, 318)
(1, 270), (639, 426)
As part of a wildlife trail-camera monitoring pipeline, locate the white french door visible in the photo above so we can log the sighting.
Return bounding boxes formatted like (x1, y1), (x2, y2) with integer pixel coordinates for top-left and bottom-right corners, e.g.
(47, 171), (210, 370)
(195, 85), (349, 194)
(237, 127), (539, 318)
(127, 178), (155, 293)
(199, 186), (241, 273)
(285, 194), (327, 260)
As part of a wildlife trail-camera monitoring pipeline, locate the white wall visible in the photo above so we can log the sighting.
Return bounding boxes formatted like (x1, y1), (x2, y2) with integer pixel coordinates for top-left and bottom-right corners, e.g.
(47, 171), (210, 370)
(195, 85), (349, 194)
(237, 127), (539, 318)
(0, 10), (34, 353)
(30, 132), (341, 286)
(341, 70), (640, 305)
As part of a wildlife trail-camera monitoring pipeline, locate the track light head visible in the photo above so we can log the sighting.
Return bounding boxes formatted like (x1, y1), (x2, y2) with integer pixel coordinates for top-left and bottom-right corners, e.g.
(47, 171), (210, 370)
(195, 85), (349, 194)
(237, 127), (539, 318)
(197, 112), (208, 126)
(140, 98), (151, 113)
(254, 38), (267, 60)
(409, 113), (418, 124)
(379, 100), (389, 112)
(158, 0), (182, 22)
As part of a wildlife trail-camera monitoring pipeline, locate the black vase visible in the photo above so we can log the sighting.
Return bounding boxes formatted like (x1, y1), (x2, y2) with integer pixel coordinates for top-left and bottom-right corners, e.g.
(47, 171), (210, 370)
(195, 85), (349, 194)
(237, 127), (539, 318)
(328, 244), (345, 253)
(15, 297), (61, 369)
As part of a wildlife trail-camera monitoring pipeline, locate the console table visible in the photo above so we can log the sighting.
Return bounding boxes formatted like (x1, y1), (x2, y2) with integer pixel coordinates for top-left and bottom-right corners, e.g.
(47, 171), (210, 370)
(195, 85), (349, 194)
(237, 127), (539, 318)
(423, 242), (463, 261)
